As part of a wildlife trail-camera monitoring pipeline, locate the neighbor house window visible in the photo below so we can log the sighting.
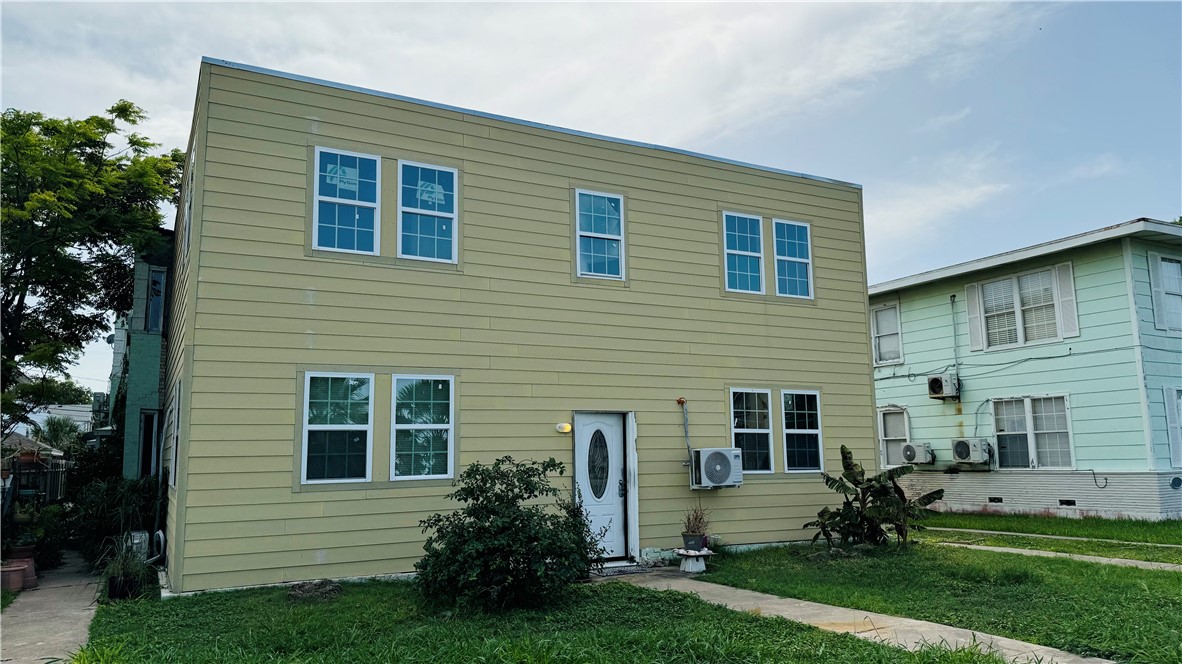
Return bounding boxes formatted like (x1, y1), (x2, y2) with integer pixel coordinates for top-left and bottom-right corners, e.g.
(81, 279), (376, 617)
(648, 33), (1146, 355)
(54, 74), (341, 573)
(1167, 387), (1182, 468)
(398, 161), (458, 262)
(575, 190), (624, 279)
(146, 267), (166, 333)
(993, 396), (1072, 469)
(182, 149), (195, 261)
(302, 373), (373, 483)
(730, 388), (772, 472)
(723, 213), (764, 294)
(165, 382), (180, 488)
(879, 409), (909, 466)
(782, 390), (822, 471)
(973, 264), (1080, 350)
(872, 303), (903, 365)
(392, 375), (455, 480)
(773, 220), (812, 298)
(1149, 252), (1182, 331)
(314, 148), (380, 254)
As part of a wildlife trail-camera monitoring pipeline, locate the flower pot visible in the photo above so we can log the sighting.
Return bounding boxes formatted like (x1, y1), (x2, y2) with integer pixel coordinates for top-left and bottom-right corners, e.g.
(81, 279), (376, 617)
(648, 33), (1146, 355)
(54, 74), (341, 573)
(7, 558), (37, 589)
(2, 564), (26, 592)
(8, 545), (36, 559)
(18, 450), (36, 463)
(681, 533), (708, 551)
(107, 576), (143, 601)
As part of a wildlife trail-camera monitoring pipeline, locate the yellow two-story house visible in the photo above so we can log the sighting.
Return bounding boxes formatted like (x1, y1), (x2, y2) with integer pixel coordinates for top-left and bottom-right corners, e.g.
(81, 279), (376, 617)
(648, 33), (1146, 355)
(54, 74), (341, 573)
(160, 57), (877, 593)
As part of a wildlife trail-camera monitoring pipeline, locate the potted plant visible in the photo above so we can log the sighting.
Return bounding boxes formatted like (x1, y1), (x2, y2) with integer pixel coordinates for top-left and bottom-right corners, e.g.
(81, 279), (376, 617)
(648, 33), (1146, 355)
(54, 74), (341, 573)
(102, 536), (154, 601)
(12, 504), (35, 525)
(8, 531), (37, 560)
(681, 505), (710, 551)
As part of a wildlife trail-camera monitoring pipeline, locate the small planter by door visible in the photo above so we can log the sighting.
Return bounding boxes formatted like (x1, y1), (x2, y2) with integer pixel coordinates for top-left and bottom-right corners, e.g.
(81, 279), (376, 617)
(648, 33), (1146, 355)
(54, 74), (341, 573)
(681, 533), (708, 550)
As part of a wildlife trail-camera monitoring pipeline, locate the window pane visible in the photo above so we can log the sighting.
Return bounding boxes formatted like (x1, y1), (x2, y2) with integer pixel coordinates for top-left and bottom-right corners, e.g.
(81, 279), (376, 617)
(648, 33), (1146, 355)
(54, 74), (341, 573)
(307, 376), (369, 426)
(776, 259), (810, 297)
(733, 391), (769, 429)
(1031, 397), (1068, 433)
(579, 236), (622, 277)
(874, 306), (899, 334)
(986, 310), (1019, 347)
(402, 163), (455, 214)
(875, 333), (901, 362)
(395, 378), (451, 425)
(306, 430), (368, 480)
(147, 269), (165, 332)
(1023, 303), (1058, 341)
(882, 411), (906, 440)
(982, 279), (1015, 315)
(1018, 271), (1055, 307)
(997, 433), (1029, 468)
(994, 399), (1026, 434)
(394, 429), (450, 477)
(726, 253), (761, 292)
(1035, 432), (1072, 467)
(1164, 293), (1182, 330)
(401, 212), (453, 260)
(774, 222), (809, 260)
(784, 433), (820, 470)
(724, 214), (761, 253)
(577, 193), (622, 237)
(1162, 258), (1182, 294)
(734, 432), (770, 471)
(783, 392), (819, 431)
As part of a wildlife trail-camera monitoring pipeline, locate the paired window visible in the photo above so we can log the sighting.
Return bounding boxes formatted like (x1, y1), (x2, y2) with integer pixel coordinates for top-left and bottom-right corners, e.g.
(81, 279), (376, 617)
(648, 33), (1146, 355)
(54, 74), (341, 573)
(1149, 252), (1182, 332)
(724, 213), (764, 294)
(871, 303), (902, 365)
(392, 376), (454, 480)
(879, 409), (909, 466)
(399, 161), (457, 262)
(773, 220), (812, 298)
(302, 373), (374, 483)
(314, 148), (380, 255)
(575, 190), (624, 279)
(993, 396), (1072, 469)
(729, 388), (823, 473)
(967, 264), (1078, 351)
(146, 267), (166, 333)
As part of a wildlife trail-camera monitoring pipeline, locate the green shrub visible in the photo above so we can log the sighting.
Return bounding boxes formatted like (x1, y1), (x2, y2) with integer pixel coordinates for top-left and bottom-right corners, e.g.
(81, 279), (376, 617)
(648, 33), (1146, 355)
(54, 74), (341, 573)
(415, 456), (604, 611)
(71, 477), (160, 563)
(34, 504), (69, 570)
(98, 535), (156, 601)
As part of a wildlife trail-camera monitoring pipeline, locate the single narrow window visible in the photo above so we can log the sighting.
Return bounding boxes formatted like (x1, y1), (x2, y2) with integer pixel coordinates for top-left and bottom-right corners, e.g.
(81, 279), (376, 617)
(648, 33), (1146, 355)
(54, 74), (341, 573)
(773, 220), (812, 298)
(575, 190), (624, 279)
(1018, 271), (1057, 341)
(730, 389), (772, 472)
(392, 376), (454, 479)
(723, 213), (763, 294)
(399, 161), (458, 262)
(994, 398), (1029, 468)
(314, 148), (380, 254)
(782, 391), (822, 471)
(982, 278), (1019, 347)
(993, 396), (1072, 469)
(880, 409), (909, 466)
(1031, 397), (1071, 467)
(303, 373), (373, 483)
(872, 304), (902, 364)
(146, 267), (166, 333)
(1161, 257), (1182, 330)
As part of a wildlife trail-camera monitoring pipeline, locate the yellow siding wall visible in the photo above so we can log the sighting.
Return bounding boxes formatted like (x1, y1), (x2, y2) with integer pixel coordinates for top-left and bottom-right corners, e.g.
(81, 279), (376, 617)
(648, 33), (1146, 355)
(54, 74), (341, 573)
(173, 62), (875, 592)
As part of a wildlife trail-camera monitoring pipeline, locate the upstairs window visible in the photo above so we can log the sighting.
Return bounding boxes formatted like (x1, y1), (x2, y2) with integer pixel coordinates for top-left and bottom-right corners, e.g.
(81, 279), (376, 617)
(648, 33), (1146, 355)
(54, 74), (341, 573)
(993, 396), (1072, 469)
(302, 373), (373, 483)
(730, 389), (772, 472)
(872, 303), (902, 365)
(399, 161), (458, 263)
(575, 190), (624, 279)
(314, 148), (379, 255)
(773, 220), (813, 298)
(724, 213), (764, 294)
(1149, 252), (1182, 332)
(968, 264), (1078, 351)
(146, 267), (166, 333)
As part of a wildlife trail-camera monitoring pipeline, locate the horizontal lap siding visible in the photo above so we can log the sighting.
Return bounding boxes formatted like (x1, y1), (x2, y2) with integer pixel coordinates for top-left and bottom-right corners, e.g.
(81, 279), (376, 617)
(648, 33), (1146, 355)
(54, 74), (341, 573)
(873, 241), (1147, 474)
(177, 65), (873, 592)
(1129, 240), (1182, 470)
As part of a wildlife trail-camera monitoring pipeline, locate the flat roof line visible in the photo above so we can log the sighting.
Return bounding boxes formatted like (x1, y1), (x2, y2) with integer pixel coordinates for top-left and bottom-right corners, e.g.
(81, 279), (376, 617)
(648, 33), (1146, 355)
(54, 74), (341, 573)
(200, 57), (862, 190)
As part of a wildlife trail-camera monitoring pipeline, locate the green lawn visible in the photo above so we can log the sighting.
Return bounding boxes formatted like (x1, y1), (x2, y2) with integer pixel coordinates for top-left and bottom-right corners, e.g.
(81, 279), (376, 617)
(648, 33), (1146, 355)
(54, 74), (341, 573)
(705, 544), (1182, 664)
(75, 580), (1008, 663)
(1, 589), (17, 611)
(915, 529), (1182, 565)
(924, 511), (1182, 545)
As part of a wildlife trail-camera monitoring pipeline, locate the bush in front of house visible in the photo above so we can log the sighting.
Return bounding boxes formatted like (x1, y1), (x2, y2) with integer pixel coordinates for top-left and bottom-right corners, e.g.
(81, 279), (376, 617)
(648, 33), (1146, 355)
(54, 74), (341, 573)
(416, 456), (604, 611)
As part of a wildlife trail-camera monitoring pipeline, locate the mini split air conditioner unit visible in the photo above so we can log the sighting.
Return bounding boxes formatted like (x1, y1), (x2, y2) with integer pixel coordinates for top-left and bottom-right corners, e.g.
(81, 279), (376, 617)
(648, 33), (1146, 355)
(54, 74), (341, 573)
(927, 373), (960, 400)
(691, 448), (743, 489)
(951, 438), (992, 464)
(901, 442), (934, 465)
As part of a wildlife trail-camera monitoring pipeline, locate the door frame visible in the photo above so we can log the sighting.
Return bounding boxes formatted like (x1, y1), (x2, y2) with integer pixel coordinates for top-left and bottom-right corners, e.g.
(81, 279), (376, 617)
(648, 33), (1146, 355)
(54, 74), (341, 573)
(572, 410), (640, 562)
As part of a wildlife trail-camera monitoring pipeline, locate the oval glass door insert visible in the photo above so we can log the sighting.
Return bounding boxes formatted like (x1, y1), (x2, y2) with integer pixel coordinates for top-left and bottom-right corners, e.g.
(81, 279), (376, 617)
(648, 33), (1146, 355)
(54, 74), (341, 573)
(588, 430), (609, 499)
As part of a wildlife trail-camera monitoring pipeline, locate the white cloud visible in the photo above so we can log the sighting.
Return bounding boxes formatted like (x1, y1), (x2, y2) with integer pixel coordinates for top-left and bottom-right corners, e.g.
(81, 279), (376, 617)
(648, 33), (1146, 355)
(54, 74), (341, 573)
(1034, 152), (1124, 193)
(916, 107), (972, 133)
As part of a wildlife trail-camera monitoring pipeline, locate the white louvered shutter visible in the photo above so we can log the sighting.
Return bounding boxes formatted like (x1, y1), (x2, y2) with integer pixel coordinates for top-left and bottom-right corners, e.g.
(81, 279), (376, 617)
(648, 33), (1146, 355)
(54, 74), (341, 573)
(1166, 387), (1182, 469)
(965, 283), (984, 351)
(1054, 262), (1080, 338)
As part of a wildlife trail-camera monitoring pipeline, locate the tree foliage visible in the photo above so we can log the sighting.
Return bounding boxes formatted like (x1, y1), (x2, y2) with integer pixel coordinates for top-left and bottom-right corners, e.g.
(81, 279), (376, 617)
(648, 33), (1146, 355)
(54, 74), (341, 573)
(0, 101), (181, 423)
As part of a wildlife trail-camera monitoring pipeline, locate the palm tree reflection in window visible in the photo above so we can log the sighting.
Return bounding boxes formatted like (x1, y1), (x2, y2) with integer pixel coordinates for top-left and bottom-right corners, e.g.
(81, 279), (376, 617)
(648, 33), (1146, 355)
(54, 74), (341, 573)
(394, 378), (452, 478)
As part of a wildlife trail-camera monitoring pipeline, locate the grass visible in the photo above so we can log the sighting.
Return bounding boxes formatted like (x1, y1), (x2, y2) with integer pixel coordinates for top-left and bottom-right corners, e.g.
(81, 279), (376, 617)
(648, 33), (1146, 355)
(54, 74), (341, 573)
(915, 529), (1182, 564)
(1, 588), (18, 611)
(705, 544), (1182, 664)
(924, 511), (1182, 545)
(75, 580), (1010, 664)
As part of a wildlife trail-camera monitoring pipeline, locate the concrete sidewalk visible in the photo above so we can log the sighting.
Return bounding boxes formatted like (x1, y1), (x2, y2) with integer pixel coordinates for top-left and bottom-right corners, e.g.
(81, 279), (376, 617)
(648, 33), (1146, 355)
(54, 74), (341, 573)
(0, 552), (98, 663)
(928, 527), (1182, 549)
(619, 569), (1112, 664)
(936, 542), (1182, 572)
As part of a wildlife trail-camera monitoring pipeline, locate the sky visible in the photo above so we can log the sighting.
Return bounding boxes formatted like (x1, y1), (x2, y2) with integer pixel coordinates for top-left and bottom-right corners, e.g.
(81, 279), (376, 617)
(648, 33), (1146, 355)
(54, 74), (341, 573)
(2, 2), (1180, 394)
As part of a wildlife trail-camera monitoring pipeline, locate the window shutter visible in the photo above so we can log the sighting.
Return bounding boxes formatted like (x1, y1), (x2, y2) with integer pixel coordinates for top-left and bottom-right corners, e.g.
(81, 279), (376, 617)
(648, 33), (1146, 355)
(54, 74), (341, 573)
(1166, 387), (1182, 469)
(1148, 252), (1167, 331)
(1054, 262), (1080, 338)
(965, 283), (984, 351)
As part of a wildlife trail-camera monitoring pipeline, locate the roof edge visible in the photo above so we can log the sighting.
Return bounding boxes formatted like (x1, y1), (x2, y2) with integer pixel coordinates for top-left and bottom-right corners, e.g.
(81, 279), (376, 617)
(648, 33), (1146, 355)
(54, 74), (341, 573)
(200, 56), (862, 190)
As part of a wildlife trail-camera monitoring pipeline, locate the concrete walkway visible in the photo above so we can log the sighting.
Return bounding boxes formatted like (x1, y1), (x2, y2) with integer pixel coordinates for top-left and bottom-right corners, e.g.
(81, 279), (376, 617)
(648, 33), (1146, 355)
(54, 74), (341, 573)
(620, 569), (1112, 664)
(0, 553), (98, 663)
(928, 527), (1182, 549)
(936, 542), (1182, 572)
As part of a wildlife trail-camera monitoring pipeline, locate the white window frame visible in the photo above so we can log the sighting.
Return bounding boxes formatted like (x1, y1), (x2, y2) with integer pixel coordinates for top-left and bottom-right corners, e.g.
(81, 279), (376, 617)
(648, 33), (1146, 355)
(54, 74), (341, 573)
(781, 389), (823, 473)
(312, 146), (382, 256)
(978, 267), (1062, 350)
(871, 302), (904, 366)
(167, 381), (180, 488)
(146, 267), (166, 333)
(397, 160), (459, 264)
(729, 387), (774, 474)
(301, 371), (375, 485)
(991, 395), (1074, 470)
(390, 374), (456, 481)
(722, 212), (766, 295)
(574, 189), (626, 280)
(1149, 251), (1182, 333)
(878, 407), (910, 468)
(772, 219), (814, 300)
(182, 148), (195, 262)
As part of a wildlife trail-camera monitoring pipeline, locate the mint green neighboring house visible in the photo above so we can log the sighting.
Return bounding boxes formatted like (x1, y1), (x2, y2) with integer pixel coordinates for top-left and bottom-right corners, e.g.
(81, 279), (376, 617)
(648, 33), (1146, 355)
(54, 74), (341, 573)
(112, 231), (173, 479)
(869, 218), (1181, 520)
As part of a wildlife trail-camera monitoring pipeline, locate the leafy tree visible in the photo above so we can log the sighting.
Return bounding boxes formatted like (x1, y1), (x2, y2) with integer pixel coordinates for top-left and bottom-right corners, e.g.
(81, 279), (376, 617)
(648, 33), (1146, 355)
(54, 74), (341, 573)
(1, 344), (92, 437)
(1, 101), (181, 427)
(32, 414), (85, 453)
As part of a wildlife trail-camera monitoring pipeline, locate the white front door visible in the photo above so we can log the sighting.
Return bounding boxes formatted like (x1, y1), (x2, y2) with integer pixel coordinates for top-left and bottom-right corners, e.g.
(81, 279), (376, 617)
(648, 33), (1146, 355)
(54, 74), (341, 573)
(574, 412), (627, 559)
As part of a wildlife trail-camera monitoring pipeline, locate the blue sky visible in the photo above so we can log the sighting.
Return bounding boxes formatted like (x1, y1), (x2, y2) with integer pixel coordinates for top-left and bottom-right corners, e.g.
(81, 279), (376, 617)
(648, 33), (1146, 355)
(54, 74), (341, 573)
(2, 2), (1179, 392)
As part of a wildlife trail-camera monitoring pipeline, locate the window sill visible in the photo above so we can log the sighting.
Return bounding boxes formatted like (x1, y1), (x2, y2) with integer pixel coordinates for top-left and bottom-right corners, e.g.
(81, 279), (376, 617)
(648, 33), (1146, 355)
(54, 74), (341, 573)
(573, 275), (629, 288)
(874, 360), (904, 368)
(981, 336), (1064, 353)
(293, 477), (455, 493)
(307, 248), (463, 273)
